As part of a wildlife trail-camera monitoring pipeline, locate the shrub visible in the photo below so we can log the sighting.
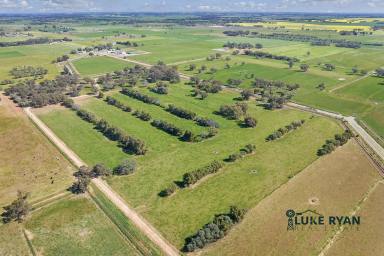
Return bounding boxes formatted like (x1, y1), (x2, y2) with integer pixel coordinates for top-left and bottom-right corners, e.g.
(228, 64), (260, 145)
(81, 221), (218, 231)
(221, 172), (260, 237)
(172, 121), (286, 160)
(195, 117), (220, 128)
(182, 160), (224, 187)
(183, 206), (246, 252)
(244, 116), (257, 127)
(133, 110), (151, 121)
(151, 119), (183, 136)
(167, 104), (196, 120)
(159, 183), (178, 197)
(266, 120), (305, 141)
(317, 130), (353, 156)
(114, 159), (136, 175)
(218, 103), (247, 120)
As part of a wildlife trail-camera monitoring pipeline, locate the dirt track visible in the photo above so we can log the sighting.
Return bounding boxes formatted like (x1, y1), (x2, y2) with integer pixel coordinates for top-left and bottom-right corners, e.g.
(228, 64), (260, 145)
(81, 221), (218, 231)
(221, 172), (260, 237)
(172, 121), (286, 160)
(23, 107), (180, 256)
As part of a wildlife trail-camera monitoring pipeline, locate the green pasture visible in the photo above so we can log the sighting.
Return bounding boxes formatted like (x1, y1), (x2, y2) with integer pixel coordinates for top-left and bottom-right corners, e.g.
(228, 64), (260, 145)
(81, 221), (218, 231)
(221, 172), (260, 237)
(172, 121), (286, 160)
(72, 56), (133, 76)
(25, 196), (140, 255)
(38, 82), (342, 247)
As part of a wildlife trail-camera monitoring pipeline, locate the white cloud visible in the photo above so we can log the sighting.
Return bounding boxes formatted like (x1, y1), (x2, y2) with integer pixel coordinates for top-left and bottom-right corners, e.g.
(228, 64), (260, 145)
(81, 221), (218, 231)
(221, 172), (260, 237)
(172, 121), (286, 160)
(0, 0), (30, 9)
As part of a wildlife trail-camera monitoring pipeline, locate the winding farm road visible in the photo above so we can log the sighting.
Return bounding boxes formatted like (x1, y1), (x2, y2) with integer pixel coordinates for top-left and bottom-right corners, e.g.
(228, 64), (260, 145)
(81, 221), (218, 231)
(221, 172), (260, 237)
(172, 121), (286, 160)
(23, 107), (180, 256)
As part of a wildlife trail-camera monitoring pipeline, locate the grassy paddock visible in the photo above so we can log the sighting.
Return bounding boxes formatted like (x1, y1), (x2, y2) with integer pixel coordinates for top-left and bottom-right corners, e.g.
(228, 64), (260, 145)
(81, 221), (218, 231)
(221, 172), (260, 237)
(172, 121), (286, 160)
(72, 56), (133, 76)
(25, 196), (140, 255)
(38, 82), (343, 247)
(204, 141), (381, 256)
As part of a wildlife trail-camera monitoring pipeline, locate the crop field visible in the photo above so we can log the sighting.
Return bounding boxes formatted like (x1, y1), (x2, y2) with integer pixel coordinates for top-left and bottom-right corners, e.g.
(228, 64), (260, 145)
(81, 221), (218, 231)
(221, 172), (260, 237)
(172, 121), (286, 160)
(37, 80), (343, 247)
(0, 95), (74, 206)
(71, 56), (134, 76)
(24, 196), (141, 255)
(203, 141), (382, 256)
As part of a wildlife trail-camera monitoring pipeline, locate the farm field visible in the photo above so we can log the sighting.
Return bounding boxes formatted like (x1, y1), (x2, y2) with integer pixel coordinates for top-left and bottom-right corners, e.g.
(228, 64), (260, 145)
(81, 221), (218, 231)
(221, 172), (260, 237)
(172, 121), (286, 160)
(203, 141), (382, 256)
(24, 196), (141, 255)
(37, 81), (343, 247)
(0, 94), (74, 206)
(325, 182), (384, 256)
(0, 12), (384, 256)
(71, 56), (133, 76)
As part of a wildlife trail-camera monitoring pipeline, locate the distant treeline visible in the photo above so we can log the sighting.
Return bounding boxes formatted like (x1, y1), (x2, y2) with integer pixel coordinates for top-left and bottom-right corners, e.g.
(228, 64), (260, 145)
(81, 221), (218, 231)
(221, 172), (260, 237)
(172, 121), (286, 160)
(0, 37), (71, 47)
(223, 30), (370, 49)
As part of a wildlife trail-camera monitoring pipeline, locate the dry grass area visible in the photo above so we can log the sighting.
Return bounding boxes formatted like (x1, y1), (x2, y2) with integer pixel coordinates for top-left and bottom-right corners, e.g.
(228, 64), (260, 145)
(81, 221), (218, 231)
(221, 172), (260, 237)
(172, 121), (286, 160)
(203, 141), (381, 256)
(325, 182), (384, 256)
(0, 94), (74, 206)
(0, 222), (31, 255)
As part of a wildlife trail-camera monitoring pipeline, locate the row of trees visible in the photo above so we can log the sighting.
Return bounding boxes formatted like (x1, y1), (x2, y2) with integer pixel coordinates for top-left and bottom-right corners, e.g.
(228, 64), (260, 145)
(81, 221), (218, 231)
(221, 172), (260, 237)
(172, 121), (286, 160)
(116, 41), (139, 47)
(266, 120), (306, 141)
(183, 206), (246, 252)
(317, 130), (353, 156)
(223, 41), (262, 49)
(106, 96), (132, 112)
(224, 31), (363, 49)
(182, 160), (224, 187)
(227, 144), (256, 162)
(10, 65), (48, 79)
(0, 37), (71, 47)
(243, 50), (299, 63)
(151, 119), (183, 136)
(167, 104), (196, 120)
(121, 88), (161, 106)
(64, 100), (147, 155)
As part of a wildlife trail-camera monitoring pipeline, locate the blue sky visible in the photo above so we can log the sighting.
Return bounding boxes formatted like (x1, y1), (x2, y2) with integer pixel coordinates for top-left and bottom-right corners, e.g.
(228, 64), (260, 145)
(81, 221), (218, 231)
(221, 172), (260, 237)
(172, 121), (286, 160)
(0, 0), (383, 13)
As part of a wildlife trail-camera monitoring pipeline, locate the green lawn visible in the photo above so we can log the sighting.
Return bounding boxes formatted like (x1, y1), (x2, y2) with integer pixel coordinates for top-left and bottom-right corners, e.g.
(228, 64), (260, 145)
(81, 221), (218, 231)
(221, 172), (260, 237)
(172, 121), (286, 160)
(72, 56), (133, 76)
(38, 82), (342, 247)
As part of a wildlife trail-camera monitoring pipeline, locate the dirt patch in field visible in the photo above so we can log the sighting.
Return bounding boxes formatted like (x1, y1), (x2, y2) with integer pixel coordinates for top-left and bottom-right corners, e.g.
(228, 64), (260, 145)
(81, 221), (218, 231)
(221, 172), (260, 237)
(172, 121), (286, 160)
(203, 141), (381, 256)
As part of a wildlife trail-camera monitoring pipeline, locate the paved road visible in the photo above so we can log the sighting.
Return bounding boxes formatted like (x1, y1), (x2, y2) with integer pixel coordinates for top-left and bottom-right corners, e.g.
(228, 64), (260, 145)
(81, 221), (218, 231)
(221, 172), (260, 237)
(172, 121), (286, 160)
(287, 102), (384, 161)
(23, 107), (180, 256)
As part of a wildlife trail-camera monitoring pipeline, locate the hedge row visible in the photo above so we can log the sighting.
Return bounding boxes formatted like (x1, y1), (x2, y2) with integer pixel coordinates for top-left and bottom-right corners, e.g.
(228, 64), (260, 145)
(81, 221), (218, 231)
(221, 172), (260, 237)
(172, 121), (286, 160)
(121, 88), (160, 106)
(183, 206), (247, 252)
(106, 96), (132, 112)
(317, 130), (353, 156)
(63, 100), (147, 155)
(182, 160), (224, 187)
(151, 119), (183, 136)
(227, 144), (256, 162)
(266, 120), (305, 141)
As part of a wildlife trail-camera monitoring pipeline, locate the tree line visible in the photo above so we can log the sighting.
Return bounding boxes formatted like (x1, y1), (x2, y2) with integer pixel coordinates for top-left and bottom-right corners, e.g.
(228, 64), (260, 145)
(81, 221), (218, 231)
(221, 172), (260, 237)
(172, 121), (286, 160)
(223, 41), (262, 49)
(223, 31), (363, 49)
(63, 99), (147, 155)
(266, 120), (306, 141)
(243, 49), (300, 63)
(317, 130), (353, 156)
(0, 37), (71, 47)
(226, 144), (256, 162)
(183, 206), (247, 252)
